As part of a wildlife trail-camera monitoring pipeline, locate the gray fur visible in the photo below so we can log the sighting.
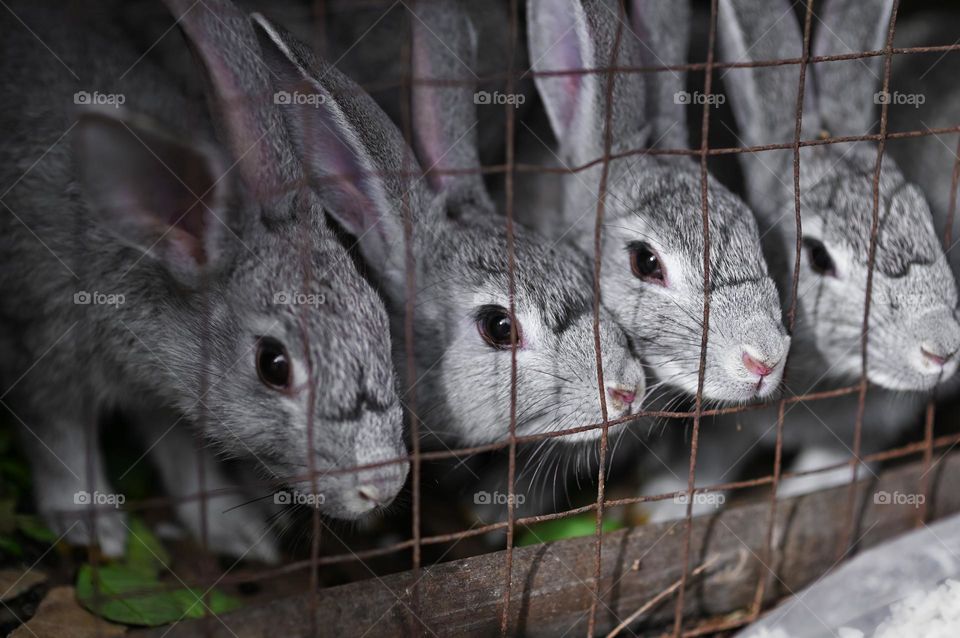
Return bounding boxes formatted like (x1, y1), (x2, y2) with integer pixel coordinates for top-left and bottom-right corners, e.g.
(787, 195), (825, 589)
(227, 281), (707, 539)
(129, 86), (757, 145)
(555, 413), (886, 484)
(887, 10), (960, 311)
(718, 0), (960, 393)
(250, 6), (646, 449)
(525, 0), (790, 403)
(0, 0), (407, 558)
(638, 0), (960, 521)
(630, 0), (691, 149)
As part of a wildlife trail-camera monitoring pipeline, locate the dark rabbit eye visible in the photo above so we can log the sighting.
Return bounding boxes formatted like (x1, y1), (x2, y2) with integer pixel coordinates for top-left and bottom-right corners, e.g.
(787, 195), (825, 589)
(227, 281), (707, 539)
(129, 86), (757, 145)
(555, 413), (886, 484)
(256, 337), (292, 390)
(476, 305), (520, 350)
(803, 238), (836, 277)
(628, 241), (666, 285)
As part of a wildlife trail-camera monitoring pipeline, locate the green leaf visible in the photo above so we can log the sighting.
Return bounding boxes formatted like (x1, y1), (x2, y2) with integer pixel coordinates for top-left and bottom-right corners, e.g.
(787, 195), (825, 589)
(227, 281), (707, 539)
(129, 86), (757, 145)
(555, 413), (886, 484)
(517, 513), (625, 547)
(15, 515), (57, 544)
(123, 518), (169, 576)
(77, 564), (186, 626)
(0, 535), (23, 557)
(76, 564), (240, 626)
(160, 586), (240, 620)
(0, 499), (16, 535)
(0, 459), (31, 486)
(75, 521), (241, 626)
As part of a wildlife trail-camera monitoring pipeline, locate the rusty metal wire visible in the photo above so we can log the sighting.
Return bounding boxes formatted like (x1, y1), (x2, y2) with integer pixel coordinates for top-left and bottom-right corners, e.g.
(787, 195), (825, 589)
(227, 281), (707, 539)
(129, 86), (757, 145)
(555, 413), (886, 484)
(53, 1), (960, 637)
(750, 0), (818, 618)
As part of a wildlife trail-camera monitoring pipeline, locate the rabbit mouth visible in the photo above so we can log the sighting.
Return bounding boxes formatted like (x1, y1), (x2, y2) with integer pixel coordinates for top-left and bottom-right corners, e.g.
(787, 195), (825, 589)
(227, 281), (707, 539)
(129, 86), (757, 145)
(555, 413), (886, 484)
(868, 363), (958, 392)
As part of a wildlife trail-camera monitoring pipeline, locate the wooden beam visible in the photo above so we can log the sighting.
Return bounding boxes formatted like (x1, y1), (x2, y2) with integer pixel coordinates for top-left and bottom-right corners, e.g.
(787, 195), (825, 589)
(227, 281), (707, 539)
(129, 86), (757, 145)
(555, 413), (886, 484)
(135, 453), (960, 637)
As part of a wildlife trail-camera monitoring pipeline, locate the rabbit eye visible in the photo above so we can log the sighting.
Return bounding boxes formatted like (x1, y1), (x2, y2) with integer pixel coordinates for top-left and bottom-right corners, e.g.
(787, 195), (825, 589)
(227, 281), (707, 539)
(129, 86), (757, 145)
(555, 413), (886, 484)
(256, 337), (292, 390)
(475, 305), (521, 350)
(803, 238), (836, 277)
(628, 241), (666, 285)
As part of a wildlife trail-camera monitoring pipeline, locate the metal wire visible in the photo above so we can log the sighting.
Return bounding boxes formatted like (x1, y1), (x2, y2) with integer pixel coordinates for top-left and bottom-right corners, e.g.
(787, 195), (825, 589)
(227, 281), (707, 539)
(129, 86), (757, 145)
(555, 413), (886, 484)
(53, 0), (960, 636)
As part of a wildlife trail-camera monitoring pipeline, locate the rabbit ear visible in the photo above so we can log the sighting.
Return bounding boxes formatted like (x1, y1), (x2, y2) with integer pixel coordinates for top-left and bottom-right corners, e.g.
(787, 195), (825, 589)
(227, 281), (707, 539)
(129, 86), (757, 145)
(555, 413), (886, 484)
(717, 0), (819, 209)
(812, 0), (894, 136)
(162, 0), (301, 215)
(629, 0), (690, 149)
(250, 13), (431, 268)
(409, 0), (492, 210)
(527, 0), (647, 164)
(74, 108), (229, 282)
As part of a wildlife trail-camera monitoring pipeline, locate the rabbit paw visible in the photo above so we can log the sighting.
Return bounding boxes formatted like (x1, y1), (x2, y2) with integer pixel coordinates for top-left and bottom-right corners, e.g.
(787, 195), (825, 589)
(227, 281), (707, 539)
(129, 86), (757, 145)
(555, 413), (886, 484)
(41, 502), (128, 557)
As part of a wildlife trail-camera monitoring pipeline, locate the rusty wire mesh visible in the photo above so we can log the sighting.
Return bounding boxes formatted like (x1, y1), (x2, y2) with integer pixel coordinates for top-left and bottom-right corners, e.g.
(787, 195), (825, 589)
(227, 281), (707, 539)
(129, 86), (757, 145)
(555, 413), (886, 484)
(37, 0), (960, 636)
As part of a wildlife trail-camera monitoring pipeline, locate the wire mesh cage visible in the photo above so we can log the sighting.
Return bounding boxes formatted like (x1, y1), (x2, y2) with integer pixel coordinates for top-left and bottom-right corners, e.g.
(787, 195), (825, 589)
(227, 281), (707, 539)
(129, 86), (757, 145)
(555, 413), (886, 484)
(1, 0), (960, 636)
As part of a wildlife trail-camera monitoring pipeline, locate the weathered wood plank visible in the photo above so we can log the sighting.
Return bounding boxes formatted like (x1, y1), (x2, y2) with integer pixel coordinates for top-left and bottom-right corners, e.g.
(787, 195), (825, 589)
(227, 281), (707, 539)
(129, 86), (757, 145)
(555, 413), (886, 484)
(135, 453), (960, 637)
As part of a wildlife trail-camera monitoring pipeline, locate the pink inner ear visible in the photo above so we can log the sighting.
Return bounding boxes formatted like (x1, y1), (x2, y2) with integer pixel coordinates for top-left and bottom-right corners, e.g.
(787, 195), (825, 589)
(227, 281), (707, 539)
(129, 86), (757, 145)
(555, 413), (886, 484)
(169, 200), (209, 265)
(559, 74), (583, 133)
(411, 39), (449, 193)
(551, 14), (587, 135)
(166, 224), (207, 266)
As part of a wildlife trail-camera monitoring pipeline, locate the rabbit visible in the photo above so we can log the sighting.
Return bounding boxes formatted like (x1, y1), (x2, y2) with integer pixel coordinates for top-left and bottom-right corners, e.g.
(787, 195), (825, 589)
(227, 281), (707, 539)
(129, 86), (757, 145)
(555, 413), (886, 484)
(400, 0), (654, 522)
(248, 4), (647, 467)
(522, 0), (791, 410)
(880, 8), (960, 448)
(640, 0), (960, 520)
(0, 0), (408, 559)
(885, 10), (960, 319)
(246, 0), (531, 172)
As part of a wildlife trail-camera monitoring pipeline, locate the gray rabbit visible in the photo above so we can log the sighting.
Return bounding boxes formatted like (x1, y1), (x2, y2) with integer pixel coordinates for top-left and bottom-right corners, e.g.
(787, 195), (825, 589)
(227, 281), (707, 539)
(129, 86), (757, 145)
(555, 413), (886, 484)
(251, 3), (647, 459)
(886, 9), (960, 318)
(642, 0), (960, 519)
(240, 0), (530, 171)
(522, 0), (791, 409)
(0, 0), (408, 559)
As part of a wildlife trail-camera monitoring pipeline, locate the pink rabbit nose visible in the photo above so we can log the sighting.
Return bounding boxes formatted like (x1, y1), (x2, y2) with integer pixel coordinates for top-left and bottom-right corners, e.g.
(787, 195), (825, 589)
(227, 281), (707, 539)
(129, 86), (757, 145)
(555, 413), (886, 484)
(921, 345), (953, 368)
(357, 485), (384, 505)
(607, 385), (637, 408)
(742, 351), (775, 378)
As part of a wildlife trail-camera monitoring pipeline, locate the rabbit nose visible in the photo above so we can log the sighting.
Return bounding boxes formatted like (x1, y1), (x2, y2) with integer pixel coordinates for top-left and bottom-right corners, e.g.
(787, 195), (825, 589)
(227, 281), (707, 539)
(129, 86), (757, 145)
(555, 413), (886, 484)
(741, 349), (776, 378)
(356, 484), (385, 505)
(607, 384), (638, 410)
(921, 344), (954, 368)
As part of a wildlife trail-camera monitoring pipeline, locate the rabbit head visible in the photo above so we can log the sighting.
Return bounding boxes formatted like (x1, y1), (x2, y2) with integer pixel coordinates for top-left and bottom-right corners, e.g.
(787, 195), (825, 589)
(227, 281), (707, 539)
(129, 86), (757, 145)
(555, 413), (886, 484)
(250, 6), (646, 447)
(718, 0), (960, 391)
(115, 0), (410, 519)
(527, 0), (790, 403)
